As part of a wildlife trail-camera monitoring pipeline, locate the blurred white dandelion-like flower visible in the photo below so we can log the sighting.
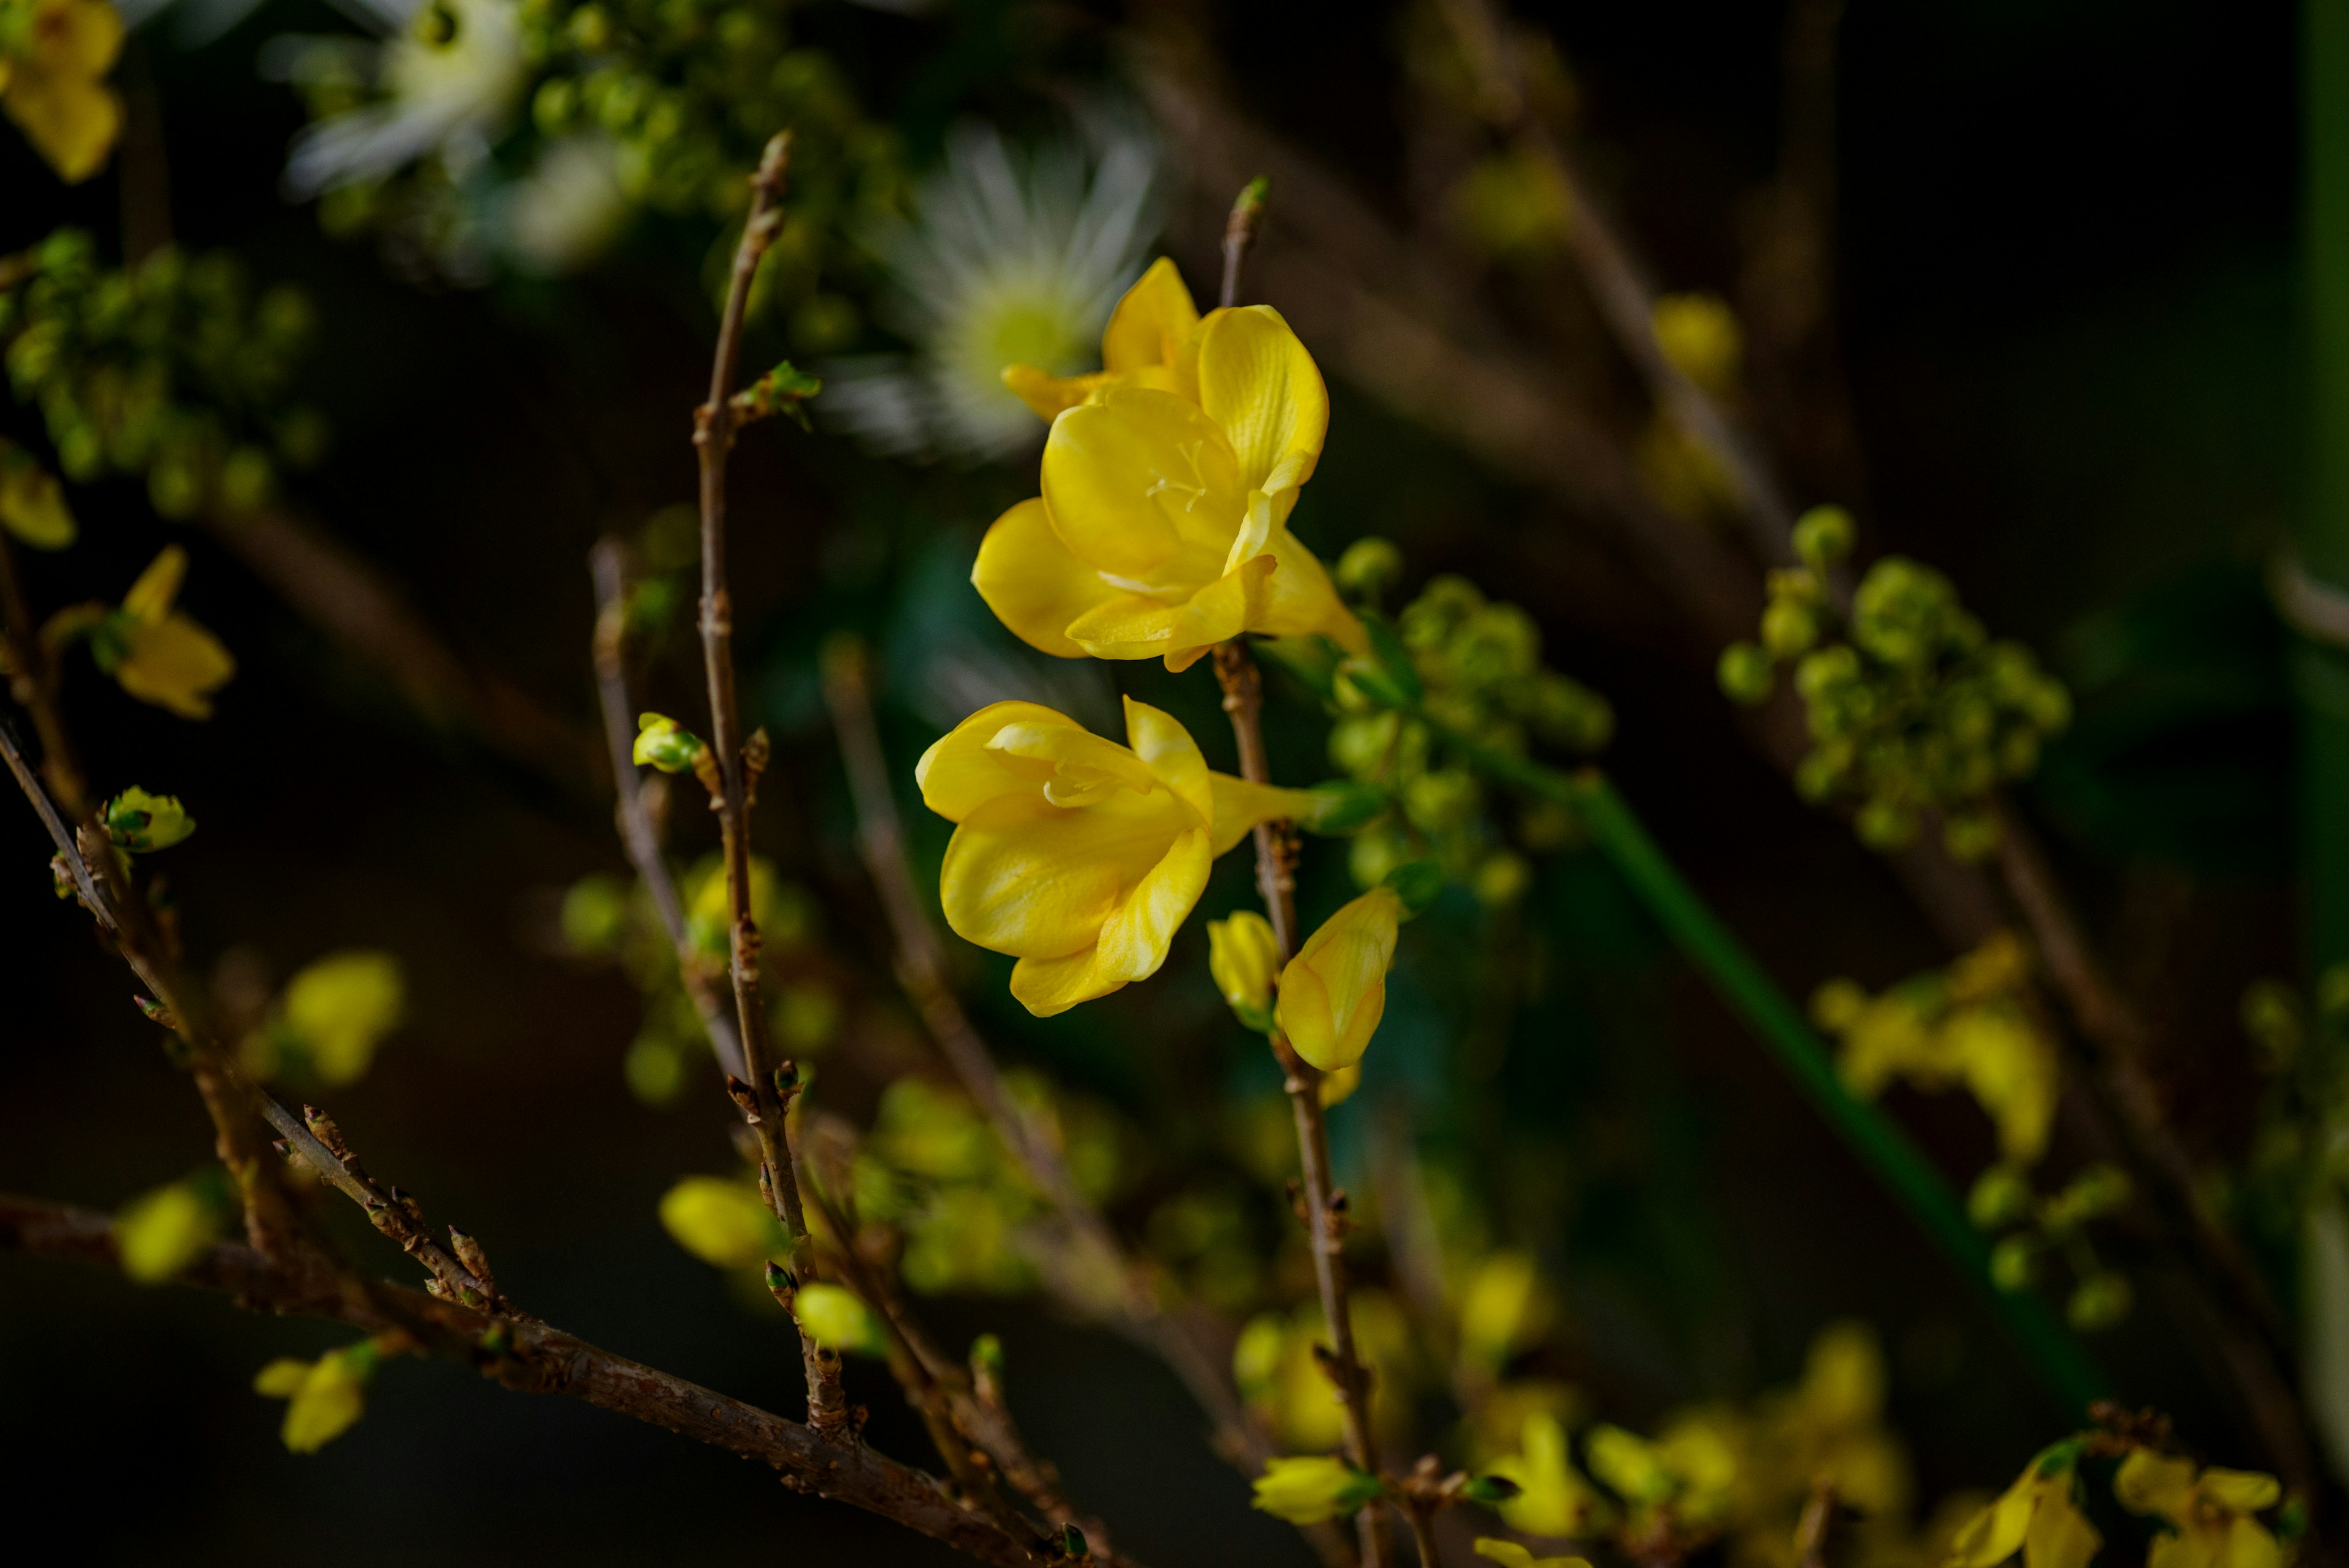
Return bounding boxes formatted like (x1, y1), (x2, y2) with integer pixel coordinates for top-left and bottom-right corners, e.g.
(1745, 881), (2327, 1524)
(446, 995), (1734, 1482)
(825, 121), (1160, 465)
(280, 0), (527, 199)
(499, 132), (632, 275)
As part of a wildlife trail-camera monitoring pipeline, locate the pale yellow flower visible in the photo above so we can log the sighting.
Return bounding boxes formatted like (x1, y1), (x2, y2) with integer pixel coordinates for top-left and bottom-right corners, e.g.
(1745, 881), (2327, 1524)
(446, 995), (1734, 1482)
(1208, 907), (1281, 1031)
(254, 1344), (374, 1453)
(1275, 886), (1403, 1071)
(2113, 1451), (2280, 1568)
(659, 1176), (787, 1269)
(1252, 1454), (1382, 1525)
(281, 951), (405, 1085)
(114, 1178), (220, 1284)
(93, 546), (236, 719)
(0, 0), (124, 184)
(1946, 1445), (2102, 1568)
(1488, 1410), (1608, 1539)
(917, 697), (1309, 1016)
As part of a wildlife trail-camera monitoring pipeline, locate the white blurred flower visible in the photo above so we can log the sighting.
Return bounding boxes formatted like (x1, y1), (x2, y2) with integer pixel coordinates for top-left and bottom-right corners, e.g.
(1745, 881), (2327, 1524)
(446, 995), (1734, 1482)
(499, 132), (631, 274)
(283, 0), (527, 198)
(825, 121), (1160, 465)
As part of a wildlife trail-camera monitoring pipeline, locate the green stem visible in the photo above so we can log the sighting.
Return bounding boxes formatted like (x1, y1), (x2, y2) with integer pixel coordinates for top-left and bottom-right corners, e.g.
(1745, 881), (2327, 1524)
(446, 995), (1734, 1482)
(1428, 719), (2109, 1414)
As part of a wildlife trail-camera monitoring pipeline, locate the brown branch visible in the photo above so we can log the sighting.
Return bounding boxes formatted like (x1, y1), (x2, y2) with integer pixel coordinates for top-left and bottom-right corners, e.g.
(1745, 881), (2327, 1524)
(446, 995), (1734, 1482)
(589, 538), (749, 1082)
(0, 1193), (1051, 1568)
(688, 128), (853, 1441)
(817, 639), (1327, 1553)
(1214, 640), (1389, 1568)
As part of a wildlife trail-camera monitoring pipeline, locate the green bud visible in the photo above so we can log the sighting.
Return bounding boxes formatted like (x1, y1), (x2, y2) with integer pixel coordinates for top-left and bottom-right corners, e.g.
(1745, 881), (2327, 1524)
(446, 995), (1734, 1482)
(1792, 504), (1855, 567)
(560, 874), (631, 955)
(969, 1331), (1005, 1383)
(1854, 795), (1915, 851)
(105, 786), (196, 853)
(1384, 858), (1446, 915)
(1967, 1165), (2033, 1230)
(1989, 1235), (2037, 1291)
(633, 712), (706, 773)
(1298, 779), (1388, 836)
(568, 4), (612, 50)
(1461, 1473), (1524, 1506)
(2066, 1271), (2132, 1331)
(1941, 809), (2002, 862)
(2242, 979), (2305, 1072)
(1335, 537), (1404, 599)
(1402, 768), (1479, 832)
(2063, 1163), (2131, 1220)
(1717, 641), (1775, 705)
(533, 77), (579, 135)
(1472, 852), (1530, 907)
(1760, 596), (1819, 660)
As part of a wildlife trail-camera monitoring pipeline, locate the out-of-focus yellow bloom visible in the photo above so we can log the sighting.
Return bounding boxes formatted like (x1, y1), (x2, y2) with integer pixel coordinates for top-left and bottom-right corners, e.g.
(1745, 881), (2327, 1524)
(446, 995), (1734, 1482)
(1208, 908), (1282, 1031)
(0, 0), (124, 184)
(0, 440), (73, 547)
(1948, 1444), (2102, 1568)
(918, 697), (1311, 1017)
(114, 1178), (221, 1284)
(254, 1342), (376, 1453)
(2113, 1451), (2281, 1568)
(792, 1282), (888, 1356)
(281, 951), (405, 1084)
(1452, 148), (1574, 258)
(1460, 1250), (1549, 1373)
(1488, 1410), (1608, 1539)
(1252, 1455), (1383, 1525)
(976, 261), (1366, 671)
(1474, 1542), (1590, 1568)
(90, 546), (236, 719)
(1234, 1292), (1417, 1450)
(1276, 887), (1403, 1071)
(1651, 293), (1743, 396)
(659, 1176), (787, 1269)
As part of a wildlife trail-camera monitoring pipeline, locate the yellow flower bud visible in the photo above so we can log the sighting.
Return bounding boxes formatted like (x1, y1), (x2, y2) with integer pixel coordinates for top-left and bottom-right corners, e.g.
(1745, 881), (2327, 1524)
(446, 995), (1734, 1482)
(917, 697), (1311, 1017)
(280, 951), (404, 1085)
(103, 786), (195, 853)
(632, 712), (706, 773)
(1275, 887), (1403, 1071)
(659, 1176), (786, 1269)
(1250, 1455), (1382, 1525)
(793, 1282), (886, 1356)
(1208, 909), (1280, 1032)
(254, 1343), (377, 1453)
(1650, 292), (1742, 395)
(114, 1177), (222, 1284)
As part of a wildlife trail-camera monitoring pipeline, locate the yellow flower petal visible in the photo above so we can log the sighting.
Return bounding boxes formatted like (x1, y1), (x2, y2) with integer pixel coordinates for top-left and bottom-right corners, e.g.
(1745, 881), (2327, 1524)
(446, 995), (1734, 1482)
(123, 545), (188, 622)
(1949, 1471), (2038, 1568)
(116, 612), (236, 719)
(1276, 886), (1403, 1071)
(2115, 1451), (2199, 1523)
(659, 1176), (786, 1269)
(2022, 1479), (2101, 1568)
(1123, 694), (1214, 826)
(1208, 771), (1319, 856)
(2201, 1470), (2282, 1514)
(283, 1352), (368, 1452)
(1041, 387), (1244, 582)
(1003, 364), (1113, 421)
(1196, 305), (1327, 498)
(915, 700), (1088, 820)
(1064, 553), (1273, 670)
(253, 1358), (313, 1399)
(1258, 526), (1370, 653)
(941, 787), (1195, 959)
(971, 499), (1124, 660)
(1101, 257), (1201, 381)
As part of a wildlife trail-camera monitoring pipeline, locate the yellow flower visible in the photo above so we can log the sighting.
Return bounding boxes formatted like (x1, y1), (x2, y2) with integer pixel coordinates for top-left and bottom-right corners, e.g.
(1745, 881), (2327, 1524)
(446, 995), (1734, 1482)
(1275, 887), (1403, 1071)
(1208, 907), (1282, 1031)
(1947, 1444), (2102, 1568)
(281, 951), (406, 1085)
(792, 1282), (888, 1356)
(1252, 1454), (1383, 1525)
(659, 1176), (787, 1269)
(1474, 1542), (1590, 1568)
(975, 261), (1366, 671)
(917, 697), (1310, 1016)
(1488, 1411), (1607, 1539)
(2113, 1451), (2281, 1568)
(254, 1342), (376, 1453)
(91, 546), (236, 719)
(114, 1178), (221, 1284)
(0, 0), (123, 184)
(0, 440), (73, 547)
(1460, 1251), (1549, 1373)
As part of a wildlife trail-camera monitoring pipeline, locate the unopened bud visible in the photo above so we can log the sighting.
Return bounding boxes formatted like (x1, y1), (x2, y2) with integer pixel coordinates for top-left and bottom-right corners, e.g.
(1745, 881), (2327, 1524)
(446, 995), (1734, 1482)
(632, 713), (707, 775)
(1208, 910), (1281, 1033)
(1335, 537), (1404, 600)
(103, 786), (195, 853)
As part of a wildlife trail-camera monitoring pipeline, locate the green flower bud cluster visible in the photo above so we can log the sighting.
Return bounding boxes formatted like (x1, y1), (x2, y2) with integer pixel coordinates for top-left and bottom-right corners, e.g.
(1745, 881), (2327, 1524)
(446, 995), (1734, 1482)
(1717, 507), (2070, 860)
(0, 229), (324, 523)
(2233, 967), (2349, 1263)
(850, 1072), (1122, 1299)
(1969, 1161), (2135, 1331)
(1323, 568), (1610, 899)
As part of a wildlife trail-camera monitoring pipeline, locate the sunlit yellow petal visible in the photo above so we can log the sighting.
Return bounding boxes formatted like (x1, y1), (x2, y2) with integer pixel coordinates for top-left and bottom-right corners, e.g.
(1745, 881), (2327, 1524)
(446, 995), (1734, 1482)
(1123, 695), (1213, 826)
(1196, 305), (1327, 497)
(987, 717), (1160, 804)
(940, 789), (1195, 958)
(1102, 256), (1202, 380)
(915, 699), (1084, 820)
(1003, 364), (1112, 422)
(971, 499), (1124, 660)
(1089, 825), (1211, 989)
(116, 612), (236, 719)
(1008, 945), (1111, 1016)
(1041, 387), (1244, 581)
(1258, 527), (1370, 653)
(1066, 554), (1273, 670)
(1276, 886), (1402, 1071)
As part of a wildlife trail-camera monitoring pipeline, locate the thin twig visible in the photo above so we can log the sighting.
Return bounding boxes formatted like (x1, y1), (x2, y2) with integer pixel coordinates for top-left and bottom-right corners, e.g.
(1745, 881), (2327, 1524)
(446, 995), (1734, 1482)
(590, 538), (748, 1082)
(689, 128), (854, 1441)
(0, 1193), (1054, 1568)
(1213, 639), (1389, 1568)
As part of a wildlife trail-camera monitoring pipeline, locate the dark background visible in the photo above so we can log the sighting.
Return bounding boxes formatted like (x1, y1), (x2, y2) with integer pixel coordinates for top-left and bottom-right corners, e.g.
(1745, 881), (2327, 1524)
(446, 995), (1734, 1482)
(0, 0), (2305, 1561)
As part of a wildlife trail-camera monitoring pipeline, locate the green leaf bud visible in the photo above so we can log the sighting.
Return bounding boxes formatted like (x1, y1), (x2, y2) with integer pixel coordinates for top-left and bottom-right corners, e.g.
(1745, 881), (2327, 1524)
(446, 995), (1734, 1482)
(1717, 641), (1776, 705)
(1792, 504), (1855, 567)
(2066, 1271), (2132, 1331)
(569, 3), (612, 50)
(1941, 809), (2002, 862)
(1854, 795), (1916, 851)
(2063, 1162), (2131, 1220)
(1472, 851), (1530, 907)
(560, 874), (631, 956)
(1967, 1165), (2033, 1230)
(104, 786), (195, 852)
(633, 712), (706, 773)
(534, 77), (580, 135)
(1298, 779), (1388, 836)
(1461, 1473), (1524, 1507)
(795, 1282), (888, 1356)
(2241, 979), (2304, 1072)
(1402, 768), (1479, 832)
(1809, 977), (1868, 1032)
(1384, 858), (1446, 915)
(1760, 595), (1819, 660)
(1335, 537), (1405, 599)
(1989, 1234), (2037, 1291)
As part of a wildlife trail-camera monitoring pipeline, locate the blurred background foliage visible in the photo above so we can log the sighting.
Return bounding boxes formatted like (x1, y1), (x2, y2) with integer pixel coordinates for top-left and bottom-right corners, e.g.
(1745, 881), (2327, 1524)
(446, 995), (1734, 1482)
(0, 0), (2308, 1564)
